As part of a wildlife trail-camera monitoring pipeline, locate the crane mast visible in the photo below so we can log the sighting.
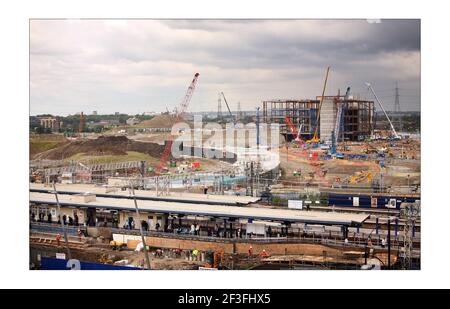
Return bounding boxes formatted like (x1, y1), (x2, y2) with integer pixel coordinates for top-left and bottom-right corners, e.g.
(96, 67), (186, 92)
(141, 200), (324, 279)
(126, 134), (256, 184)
(175, 73), (200, 118)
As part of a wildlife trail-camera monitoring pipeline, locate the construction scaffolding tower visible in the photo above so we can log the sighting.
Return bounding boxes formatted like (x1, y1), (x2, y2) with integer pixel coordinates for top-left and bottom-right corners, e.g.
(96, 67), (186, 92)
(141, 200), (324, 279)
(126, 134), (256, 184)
(394, 82), (403, 132)
(400, 202), (420, 269)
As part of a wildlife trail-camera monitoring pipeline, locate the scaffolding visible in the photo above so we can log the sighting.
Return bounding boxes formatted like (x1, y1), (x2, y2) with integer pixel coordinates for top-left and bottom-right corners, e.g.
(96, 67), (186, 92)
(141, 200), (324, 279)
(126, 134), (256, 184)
(37, 160), (146, 184)
(400, 202), (420, 270)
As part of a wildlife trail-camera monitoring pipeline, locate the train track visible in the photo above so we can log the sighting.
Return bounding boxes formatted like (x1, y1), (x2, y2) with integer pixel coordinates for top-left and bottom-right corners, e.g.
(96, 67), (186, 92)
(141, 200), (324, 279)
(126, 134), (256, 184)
(30, 234), (85, 250)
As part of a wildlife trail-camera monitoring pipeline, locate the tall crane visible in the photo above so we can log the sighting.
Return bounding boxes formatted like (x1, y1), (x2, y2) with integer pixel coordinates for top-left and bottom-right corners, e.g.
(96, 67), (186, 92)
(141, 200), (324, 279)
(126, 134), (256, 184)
(174, 73), (200, 119)
(220, 92), (236, 125)
(155, 73), (200, 175)
(365, 82), (400, 139)
(308, 66), (330, 144)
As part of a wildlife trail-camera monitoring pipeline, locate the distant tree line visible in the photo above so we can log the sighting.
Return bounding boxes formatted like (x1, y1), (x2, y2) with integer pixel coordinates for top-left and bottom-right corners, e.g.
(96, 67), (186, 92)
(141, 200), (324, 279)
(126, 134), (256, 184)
(30, 113), (155, 135)
(375, 112), (420, 133)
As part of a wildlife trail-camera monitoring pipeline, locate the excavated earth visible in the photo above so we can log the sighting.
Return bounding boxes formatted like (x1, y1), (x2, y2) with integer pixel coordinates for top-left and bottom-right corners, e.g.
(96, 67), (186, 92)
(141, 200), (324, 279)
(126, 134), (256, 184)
(33, 135), (166, 160)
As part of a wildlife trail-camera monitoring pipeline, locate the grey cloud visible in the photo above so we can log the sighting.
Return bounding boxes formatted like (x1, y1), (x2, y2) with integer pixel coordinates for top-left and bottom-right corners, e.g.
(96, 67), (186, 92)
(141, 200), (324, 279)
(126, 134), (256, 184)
(30, 19), (421, 115)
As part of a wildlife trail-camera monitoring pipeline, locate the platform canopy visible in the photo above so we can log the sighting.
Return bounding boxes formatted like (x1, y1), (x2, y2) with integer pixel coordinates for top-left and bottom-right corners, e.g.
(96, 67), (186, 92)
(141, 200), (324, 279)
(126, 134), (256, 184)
(30, 191), (369, 226)
(30, 183), (259, 206)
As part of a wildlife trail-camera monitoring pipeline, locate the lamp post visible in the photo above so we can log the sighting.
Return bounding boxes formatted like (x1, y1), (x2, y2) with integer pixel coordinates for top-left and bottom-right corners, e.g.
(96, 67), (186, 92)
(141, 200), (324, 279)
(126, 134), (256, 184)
(52, 182), (72, 261)
(129, 181), (151, 270)
(387, 218), (391, 270)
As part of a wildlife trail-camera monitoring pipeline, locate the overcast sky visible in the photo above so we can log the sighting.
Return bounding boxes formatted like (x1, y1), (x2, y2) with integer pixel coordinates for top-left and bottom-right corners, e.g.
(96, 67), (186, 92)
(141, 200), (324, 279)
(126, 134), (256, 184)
(30, 19), (420, 116)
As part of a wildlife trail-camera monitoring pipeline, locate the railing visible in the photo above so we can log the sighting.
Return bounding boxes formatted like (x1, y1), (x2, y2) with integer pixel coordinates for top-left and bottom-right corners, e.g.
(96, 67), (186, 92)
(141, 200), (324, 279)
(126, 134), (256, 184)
(109, 227), (417, 250)
(30, 222), (86, 236)
(30, 222), (420, 251)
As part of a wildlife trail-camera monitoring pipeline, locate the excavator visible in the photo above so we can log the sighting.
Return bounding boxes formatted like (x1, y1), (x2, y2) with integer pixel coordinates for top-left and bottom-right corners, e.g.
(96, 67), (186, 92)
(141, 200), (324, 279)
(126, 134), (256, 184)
(350, 170), (373, 184)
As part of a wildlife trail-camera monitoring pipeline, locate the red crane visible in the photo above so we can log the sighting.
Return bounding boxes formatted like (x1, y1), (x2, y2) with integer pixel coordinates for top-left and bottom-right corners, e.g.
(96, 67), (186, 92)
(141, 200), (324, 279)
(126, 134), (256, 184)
(285, 116), (304, 145)
(155, 73), (200, 175)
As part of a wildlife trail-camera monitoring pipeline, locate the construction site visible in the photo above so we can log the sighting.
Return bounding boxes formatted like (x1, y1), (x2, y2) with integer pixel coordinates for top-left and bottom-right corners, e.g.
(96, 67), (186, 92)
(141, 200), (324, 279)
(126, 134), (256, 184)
(29, 68), (421, 271)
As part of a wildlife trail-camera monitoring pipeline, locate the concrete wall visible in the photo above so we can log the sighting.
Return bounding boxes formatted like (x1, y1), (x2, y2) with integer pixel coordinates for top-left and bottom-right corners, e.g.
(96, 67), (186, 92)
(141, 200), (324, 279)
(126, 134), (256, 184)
(180, 146), (237, 164)
(319, 98), (336, 143)
(138, 235), (396, 265)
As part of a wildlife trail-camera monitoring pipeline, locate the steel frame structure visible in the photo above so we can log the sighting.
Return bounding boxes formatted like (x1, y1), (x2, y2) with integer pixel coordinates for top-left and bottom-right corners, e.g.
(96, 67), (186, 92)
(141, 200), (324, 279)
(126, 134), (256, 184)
(262, 97), (374, 141)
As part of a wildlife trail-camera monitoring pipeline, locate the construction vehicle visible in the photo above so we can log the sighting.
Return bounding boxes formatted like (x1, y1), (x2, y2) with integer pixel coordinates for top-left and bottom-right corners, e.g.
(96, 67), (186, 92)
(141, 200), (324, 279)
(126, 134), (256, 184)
(364, 144), (378, 154)
(350, 170), (373, 184)
(191, 161), (201, 170)
(293, 170), (301, 177)
(307, 66), (330, 144)
(155, 73), (200, 175)
(329, 131), (344, 159)
(109, 240), (126, 251)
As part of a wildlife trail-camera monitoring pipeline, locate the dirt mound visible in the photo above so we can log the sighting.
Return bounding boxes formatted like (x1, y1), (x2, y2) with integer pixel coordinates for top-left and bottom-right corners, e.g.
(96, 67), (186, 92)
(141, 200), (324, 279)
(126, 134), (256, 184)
(34, 135), (167, 160)
(137, 114), (179, 128)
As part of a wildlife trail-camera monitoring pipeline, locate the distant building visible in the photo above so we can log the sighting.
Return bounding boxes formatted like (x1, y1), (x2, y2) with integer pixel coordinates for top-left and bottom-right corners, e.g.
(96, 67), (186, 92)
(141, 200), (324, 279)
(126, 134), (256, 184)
(115, 112), (120, 116)
(92, 111), (98, 115)
(38, 116), (61, 131)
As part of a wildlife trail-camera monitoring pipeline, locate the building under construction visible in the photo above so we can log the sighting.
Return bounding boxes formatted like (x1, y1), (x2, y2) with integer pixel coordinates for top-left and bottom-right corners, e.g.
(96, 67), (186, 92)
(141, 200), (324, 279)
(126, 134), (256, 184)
(262, 95), (375, 142)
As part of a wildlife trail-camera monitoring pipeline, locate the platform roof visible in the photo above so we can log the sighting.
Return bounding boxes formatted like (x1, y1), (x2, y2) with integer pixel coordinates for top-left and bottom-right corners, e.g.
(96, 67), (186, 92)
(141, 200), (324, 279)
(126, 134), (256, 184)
(29, 192), (369, 226)
(30, 183), (259, 206)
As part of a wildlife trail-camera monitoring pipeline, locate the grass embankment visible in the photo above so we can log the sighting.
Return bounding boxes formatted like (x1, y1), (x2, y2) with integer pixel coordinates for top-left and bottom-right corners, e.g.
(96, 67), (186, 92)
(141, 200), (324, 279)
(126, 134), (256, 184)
(29, 134), (68, 157)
